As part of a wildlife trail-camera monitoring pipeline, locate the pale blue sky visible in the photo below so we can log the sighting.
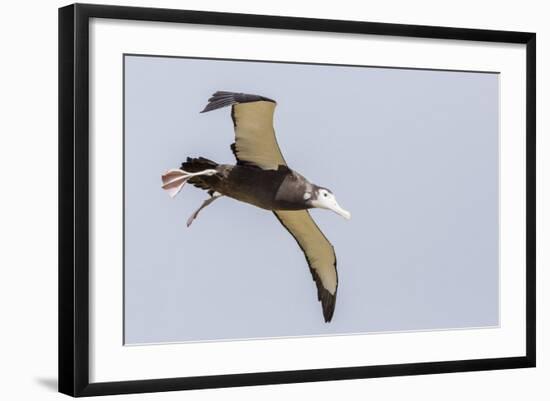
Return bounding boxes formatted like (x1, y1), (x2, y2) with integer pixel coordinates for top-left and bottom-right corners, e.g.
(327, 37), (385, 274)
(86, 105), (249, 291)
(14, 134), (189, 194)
(124, 55), (499, 344)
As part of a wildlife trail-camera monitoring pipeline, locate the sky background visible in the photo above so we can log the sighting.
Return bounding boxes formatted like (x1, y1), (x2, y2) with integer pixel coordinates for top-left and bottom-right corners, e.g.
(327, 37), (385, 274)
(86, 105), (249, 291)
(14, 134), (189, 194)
(124, 55), (499, 344)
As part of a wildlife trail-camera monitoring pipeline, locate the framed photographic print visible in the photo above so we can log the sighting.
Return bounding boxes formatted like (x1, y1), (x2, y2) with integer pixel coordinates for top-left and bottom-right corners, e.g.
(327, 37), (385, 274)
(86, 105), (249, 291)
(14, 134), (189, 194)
(58, 3), (536, 397)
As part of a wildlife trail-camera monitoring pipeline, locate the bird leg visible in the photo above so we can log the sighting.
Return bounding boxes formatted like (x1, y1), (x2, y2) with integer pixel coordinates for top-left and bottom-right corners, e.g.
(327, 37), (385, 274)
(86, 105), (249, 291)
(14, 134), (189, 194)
(161, 168), (217, 198)
(186, 192), (223, 227)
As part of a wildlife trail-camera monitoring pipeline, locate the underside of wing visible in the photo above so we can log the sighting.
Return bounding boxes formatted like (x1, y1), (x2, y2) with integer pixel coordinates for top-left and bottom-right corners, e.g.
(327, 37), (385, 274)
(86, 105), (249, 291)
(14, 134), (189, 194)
(201, 91), (286, 170)
(273, 210), (338, 322)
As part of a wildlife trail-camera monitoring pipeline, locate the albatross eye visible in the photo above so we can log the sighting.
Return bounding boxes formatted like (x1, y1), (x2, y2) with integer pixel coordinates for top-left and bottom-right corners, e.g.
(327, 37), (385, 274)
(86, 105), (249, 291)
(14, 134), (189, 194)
(324, 193), (328, 197)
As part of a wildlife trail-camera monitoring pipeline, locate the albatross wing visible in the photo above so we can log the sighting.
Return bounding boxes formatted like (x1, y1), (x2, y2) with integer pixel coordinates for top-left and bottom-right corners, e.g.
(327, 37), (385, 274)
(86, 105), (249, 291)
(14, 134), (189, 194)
(201, 91), (286, 170)
(273, 210), (338, 322)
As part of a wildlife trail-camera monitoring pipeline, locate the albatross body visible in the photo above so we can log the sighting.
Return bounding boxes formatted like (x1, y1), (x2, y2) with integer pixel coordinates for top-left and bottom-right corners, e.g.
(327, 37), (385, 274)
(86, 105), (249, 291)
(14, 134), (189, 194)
(162, 91), (350, 322)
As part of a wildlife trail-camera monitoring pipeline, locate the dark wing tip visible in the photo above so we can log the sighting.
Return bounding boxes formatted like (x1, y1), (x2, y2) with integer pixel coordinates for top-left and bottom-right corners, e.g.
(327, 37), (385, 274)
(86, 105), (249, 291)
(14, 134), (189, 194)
(200, 91), (276, 113)
(314, 271), (337, 322)
(307, 244), (338, 323)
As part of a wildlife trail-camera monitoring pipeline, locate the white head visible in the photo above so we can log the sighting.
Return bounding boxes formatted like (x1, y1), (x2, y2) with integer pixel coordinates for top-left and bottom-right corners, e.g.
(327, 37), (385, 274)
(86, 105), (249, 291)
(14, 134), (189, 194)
(306, 187), (351, 220)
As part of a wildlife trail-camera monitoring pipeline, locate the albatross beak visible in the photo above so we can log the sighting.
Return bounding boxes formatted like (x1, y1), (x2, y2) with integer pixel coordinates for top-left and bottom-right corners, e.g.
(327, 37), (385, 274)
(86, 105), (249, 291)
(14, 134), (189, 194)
(329, 202), (351, 220)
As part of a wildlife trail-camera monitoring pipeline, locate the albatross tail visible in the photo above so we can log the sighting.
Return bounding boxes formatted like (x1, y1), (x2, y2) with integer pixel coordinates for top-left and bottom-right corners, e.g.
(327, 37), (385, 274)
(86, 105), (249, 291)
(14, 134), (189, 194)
(161, 157), (219, 198)
(162, 157), (224, 226)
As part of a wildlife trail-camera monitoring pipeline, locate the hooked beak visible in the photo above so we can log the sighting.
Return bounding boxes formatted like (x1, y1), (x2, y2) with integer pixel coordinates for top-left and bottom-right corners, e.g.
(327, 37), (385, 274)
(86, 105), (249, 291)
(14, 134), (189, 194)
(328, 202), (351, 220)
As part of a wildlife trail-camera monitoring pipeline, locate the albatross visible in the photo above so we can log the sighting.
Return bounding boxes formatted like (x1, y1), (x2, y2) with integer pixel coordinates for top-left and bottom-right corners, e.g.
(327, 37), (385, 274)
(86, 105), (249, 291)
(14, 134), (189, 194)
(161, 91), (350, 322)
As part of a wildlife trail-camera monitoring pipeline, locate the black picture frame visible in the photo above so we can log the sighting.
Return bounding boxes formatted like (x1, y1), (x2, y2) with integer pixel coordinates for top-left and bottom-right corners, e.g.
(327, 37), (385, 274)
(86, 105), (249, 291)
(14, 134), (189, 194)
(59, 3), (536, 397)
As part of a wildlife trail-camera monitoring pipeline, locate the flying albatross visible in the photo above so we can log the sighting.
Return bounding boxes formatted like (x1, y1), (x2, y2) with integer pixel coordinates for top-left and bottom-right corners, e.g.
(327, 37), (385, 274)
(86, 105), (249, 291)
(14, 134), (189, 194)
(161, 91), (350, 322)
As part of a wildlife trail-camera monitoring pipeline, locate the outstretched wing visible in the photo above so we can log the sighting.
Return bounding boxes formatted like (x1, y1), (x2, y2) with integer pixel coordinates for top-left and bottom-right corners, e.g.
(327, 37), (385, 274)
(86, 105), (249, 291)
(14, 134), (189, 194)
(201, 91), (286, 170)
(273, 210), (338, 322)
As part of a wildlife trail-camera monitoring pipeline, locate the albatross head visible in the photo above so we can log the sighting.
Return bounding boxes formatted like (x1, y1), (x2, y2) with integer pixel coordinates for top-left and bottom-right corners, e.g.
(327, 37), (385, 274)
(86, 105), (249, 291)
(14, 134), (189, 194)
(307, 187), (351, 220)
